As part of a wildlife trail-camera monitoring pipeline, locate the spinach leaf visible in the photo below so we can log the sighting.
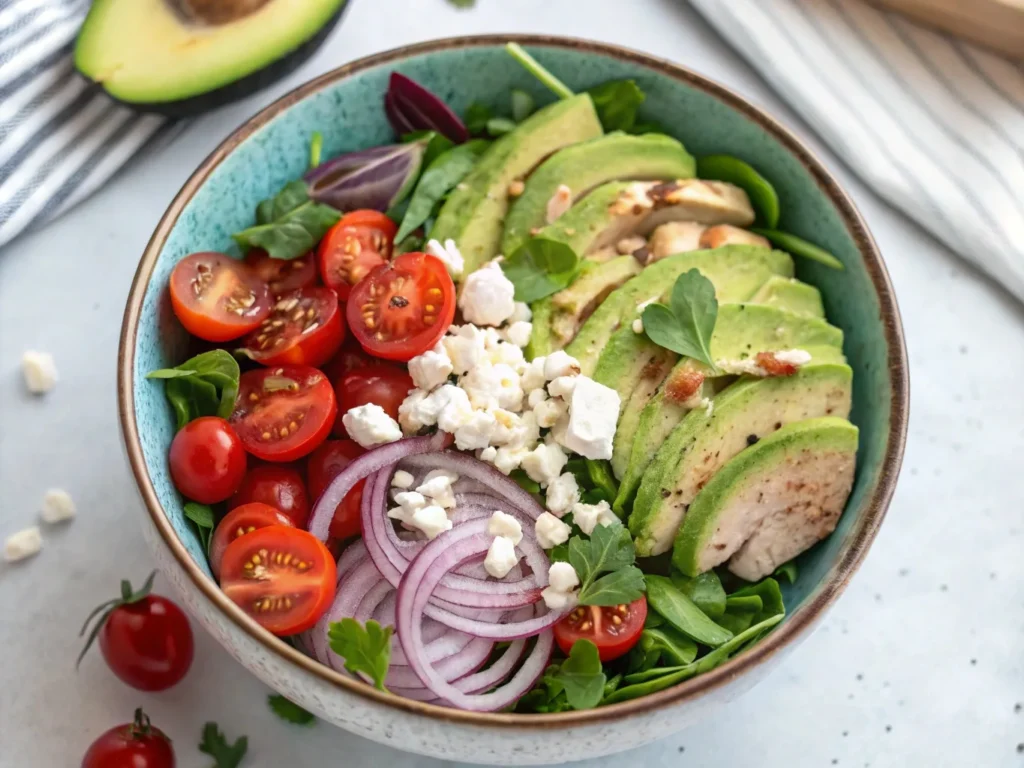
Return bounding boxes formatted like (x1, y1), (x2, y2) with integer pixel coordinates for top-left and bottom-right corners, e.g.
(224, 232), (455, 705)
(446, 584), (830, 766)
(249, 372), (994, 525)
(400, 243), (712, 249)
(569, 522), (645, 607)
(509, 468), (541, 495)
(750, 229), (845, 271)
(183, 502), (215, 555)
(403, 130), (455, 169)
(603, 673), (623, 699)
(585, 460), (619, 506)
(501, 237), (580, 303)
(464, 102), (493, 135)
(730, 578), (785, 624)
(774, 560), (798, 584)
(556, 640), (606, 710)
(642, 268), (718, 368)
(395, 139), (490, 243)
(645, 575), (733, 647)
(327, 619), (393, 690)
(234, 200), (341, 261)
(587, 79), (645, 132)
(309, 132), (323, 169)
(486, 117), (518, 136)
(670, 570), (726, 618)
(147, 350), (240, 430)
(255, 179), (309, 225)
(511, 88), (535, 122)
(697, 154), (780, 229)
(640, 626), (698, 666)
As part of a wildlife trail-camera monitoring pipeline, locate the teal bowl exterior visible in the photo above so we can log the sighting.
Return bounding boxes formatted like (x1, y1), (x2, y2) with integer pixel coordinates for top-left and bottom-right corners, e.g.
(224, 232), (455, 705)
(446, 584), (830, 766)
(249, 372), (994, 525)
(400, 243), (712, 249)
(119, 35), (908, 764)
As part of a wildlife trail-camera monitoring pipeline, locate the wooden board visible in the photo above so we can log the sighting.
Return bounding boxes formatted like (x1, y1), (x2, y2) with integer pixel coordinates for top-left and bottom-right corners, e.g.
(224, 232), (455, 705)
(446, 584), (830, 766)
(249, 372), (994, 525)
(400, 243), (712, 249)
(868, 0), (1024, 60)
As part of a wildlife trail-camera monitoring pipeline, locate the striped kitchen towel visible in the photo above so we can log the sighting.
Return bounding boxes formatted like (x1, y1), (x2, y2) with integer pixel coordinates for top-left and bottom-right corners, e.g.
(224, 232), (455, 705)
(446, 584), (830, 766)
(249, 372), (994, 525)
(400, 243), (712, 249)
(688, 0), (1024, 301)
(0, 0), (175, 249)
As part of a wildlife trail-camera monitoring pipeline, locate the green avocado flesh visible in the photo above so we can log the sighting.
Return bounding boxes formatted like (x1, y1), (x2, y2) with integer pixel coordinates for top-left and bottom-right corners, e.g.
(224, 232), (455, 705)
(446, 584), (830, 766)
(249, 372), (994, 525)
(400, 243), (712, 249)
(430, 94), (603, 276)
(672, 417), (858, 578)
(750, 276), (825, 318)
(629, 364), (853, 557)
(74, 0), (346, 103)
(501, 133), (696, 257)
(533, 181), (637, 256)
(566, 246), (795, 376)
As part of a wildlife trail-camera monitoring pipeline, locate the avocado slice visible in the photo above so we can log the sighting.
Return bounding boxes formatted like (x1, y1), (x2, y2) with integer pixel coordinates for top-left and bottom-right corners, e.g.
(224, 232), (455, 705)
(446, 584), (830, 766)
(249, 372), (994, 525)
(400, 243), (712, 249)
(75, 0), (349, 115)
(534, 181), (637, 256)
(672, 417), (858, 578)
(749, 276), (825, 319)
(430, 94), (603, 276)
(501, 133), (697, 257)
(566, 246), (795, 376)
(629, 364), (853, 557)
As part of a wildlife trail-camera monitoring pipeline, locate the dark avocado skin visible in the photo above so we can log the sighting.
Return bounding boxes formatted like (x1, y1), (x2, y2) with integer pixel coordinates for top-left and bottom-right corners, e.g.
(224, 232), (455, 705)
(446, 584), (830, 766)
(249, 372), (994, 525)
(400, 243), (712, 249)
(107, 1), (350, 118)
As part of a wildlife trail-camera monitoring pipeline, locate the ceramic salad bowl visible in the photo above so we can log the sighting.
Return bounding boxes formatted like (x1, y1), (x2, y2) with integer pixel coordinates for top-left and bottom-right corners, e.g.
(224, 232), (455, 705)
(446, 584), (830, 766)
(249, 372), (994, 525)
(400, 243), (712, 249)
(118, 34), (908, 765)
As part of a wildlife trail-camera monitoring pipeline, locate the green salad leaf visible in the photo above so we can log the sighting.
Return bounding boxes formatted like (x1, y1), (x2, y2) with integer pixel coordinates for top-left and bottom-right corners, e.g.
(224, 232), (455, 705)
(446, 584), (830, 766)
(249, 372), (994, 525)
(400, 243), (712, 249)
(585, 460), (619, 507)
(774, 560), (798, 584)
(255, 179), (309, 225)
(464, 102), (493, 135)
(268, 694), (316, 726)
(309, 132), (323, 169)
(556, 640), (606, 710)
(750, 228), (845, 271)
(670, 570), (726, 619)
(587, 79), (645, 132)
(147, 350), (240, 430)
(486, 117), (518, 136)
(696, 154), (780, 228)
(644, 575), (733, 647)
(183, 502), (215, 554)
(501, 237), (581, 303)
(505, 42), (574, 100)
(234, 199), (341, 261)
(510, 88), (535, 122)
(642, 268), (718, 368)
(569, 522), (646, 607)
(639, 625), (698, 666)
(328, 619), (393, 690)
(199, 722), (248, 768)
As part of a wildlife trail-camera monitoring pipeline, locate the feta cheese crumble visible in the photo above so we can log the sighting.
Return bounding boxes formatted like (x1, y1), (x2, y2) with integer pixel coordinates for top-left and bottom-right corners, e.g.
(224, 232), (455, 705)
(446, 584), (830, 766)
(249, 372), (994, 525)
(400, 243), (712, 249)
(487, 510), (523, 546)
(21, 351), (57, 394)
(40, 489), (76, 524)
(342, 404), (403, 448)
(410, 505), (452, 540)
(543, 350), (581, 380)
(547, 375), (577, 399)
(505, 321), (532, 348)
(425, 238), (465, 279)
(541, 561), (580, 610)
(4, 527), (42, 563)
(563, 377), (620, 460)
(484, 535), (520, 578)
(416, 470), (458, 509)
(632, 318), (644, 334)
(408, 342), (453, 391)
(774, 348), (812, 366)
(391, 470), (415, 489)
(545, 473), (579, 517)
(535, 512), (572, 549)
(520, 442), (568, 487)
(572, 500), (617, 535)
(458, 261), (516, 326)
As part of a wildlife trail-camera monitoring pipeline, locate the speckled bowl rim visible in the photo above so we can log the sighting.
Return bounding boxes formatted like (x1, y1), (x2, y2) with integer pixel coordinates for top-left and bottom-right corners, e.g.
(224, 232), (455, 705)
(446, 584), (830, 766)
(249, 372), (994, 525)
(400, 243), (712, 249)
(118, 34), (909, 730)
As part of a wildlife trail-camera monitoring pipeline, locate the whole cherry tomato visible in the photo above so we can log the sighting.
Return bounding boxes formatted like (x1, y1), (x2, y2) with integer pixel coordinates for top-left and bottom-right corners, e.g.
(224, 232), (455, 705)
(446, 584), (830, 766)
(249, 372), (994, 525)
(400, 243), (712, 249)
(168, 417), (247, 504)
(81, 708), (174, 768)
(228, 464), (310, 527)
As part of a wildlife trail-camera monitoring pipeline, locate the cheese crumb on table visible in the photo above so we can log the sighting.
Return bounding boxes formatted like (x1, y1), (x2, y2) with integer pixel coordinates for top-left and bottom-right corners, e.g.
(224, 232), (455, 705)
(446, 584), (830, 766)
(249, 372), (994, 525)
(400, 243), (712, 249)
(40, 489), (76, 523)
(21, 351), (57, 394)
(4, 527), (42, 562)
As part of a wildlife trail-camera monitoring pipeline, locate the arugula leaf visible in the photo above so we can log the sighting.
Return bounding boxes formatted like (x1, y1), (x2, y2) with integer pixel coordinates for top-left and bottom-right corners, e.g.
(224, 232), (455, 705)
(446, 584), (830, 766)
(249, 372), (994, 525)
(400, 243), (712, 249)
(328, 619), (393, 690)
(268, 694), (316, 725)
(751, 228), (844, 270)
(184, 502), (215, 554)
(309, 132), (323, 169)
(148, 350), (240, 430)
(255, 180), (309, 225)
(395, 139), (489, 243)
(555, 640), (606, 710)
(645, 574), (733, 647)
(696, 154), (779, 228)
(642, 268), (718, 368)
(501, 237), (580, 303)
(774, 560), (798, 584)
(233, 200), (341, 261)
(568, 522), (645, 607)
(486, 117), (518, 137)
(511, 88), (535, 122)
(670, 570), (726, 619)
(464, 102), (493, 135)
(199, 722), (248, 768)
(587, 79), (645, 132)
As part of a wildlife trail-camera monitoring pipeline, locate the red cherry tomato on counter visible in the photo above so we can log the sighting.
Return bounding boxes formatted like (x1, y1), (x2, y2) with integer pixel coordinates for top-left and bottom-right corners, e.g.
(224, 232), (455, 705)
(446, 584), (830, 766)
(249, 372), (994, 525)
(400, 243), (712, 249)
(553, 597), (647, 662)
(169, 251), (272, 342)
(346, 252), (454, 361)
(228, 464), (310, 527)
(209, 502), (295, 579)
(332, 363), (413, 438)
(318, 210), (397, 300)
(240, 286), (345, 368)
(168, 416), (247, 504)
(244, 248), (318, 295)
(306, 439), (366, 541)
(231, 366), (336, 462)
(220, 526), (336, 635)
(82, 709), (174, 768)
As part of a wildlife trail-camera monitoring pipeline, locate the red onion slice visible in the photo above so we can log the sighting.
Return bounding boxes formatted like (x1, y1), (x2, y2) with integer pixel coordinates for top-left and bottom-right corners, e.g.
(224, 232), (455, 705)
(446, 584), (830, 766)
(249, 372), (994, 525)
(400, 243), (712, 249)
(386, 636), (492, 688)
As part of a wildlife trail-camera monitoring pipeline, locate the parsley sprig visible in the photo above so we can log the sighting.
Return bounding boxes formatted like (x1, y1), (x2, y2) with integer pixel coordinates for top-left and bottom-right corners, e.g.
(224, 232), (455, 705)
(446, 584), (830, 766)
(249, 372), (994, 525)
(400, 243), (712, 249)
(568, 523), (645, 607)
(267, 694), (316, 726)
(199, 722), (248, 768)
(328, 619), (393, 690)
(642, 269), (718, 369)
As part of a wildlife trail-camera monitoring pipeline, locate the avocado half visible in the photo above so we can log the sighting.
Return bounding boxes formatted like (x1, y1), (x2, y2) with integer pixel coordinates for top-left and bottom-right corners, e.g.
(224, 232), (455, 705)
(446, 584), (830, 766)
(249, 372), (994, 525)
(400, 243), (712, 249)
(74, 0), (351, 116)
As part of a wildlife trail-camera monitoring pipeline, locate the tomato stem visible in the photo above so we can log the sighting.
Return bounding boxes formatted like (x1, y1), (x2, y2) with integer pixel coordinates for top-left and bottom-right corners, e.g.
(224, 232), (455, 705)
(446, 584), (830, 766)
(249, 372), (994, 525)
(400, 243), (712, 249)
(130, 708), (153, 739)
(77, 572), (157, 668)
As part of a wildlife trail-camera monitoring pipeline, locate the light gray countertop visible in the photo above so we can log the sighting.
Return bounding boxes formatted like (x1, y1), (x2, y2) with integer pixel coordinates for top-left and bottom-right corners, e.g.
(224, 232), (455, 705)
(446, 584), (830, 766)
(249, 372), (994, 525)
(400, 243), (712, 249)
(1, 1), (1022, 765)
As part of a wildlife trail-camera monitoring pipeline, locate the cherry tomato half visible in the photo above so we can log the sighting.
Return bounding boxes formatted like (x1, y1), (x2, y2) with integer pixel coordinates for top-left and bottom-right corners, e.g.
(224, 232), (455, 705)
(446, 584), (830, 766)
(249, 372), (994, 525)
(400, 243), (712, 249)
(553, 597), (647, 662)
(209, 502), (295, 579)
(241, 287), (345, 368)
(99, 593), (195, 691)
(228, 464), (310, 527)
(82, 709), (174, 768)
(306, 439), (366, 541)
(231, 366), (336, 462)
(169, 251), (272, 342)
(318, 210), (397, 300)
(244, 249), (318, 295)
(168, 417), (247, 504)
(220, 525), (336, 635)
(332, 363), (413, 438)
(346, 252), (455, 361)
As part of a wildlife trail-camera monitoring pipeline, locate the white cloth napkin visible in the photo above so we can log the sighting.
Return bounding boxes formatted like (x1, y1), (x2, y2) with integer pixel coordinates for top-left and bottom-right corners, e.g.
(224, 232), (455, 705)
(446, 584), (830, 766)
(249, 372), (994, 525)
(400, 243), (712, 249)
(688, 0), (1024, 301)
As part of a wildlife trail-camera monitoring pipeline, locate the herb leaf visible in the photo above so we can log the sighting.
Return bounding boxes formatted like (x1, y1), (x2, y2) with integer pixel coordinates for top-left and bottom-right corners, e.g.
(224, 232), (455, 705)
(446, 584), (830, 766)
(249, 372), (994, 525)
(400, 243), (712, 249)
(645, 574), (733, 647)
(328, 619), (393, 690)
(696, 155), (779, 228)
(555, 640), (606, 710)
(486, 117), (518, 137)
(233, 200), (341, 261)
(148, 350), (240, 430)
(568, 522), (645, 607)
(670, 570), (726, 618)
(579, 566), (646, 607)
(464, 102), (493, 135)
(511, 88), (535, 122)
(396, 139), (490, 243)
(751, 228), (844, 270)
(309, 132), (323, 170)
(642, 268), (718, 368)
(184, 502), (215, 554)
(255, 180), (309, 226)
(774, 560), (798, 584)
(501, 237), (580, 303)
(268, 694), (316, 725)
(640, 626), (698, 666)
(587, 79), (645, 132)
(199, 722), (248, 768)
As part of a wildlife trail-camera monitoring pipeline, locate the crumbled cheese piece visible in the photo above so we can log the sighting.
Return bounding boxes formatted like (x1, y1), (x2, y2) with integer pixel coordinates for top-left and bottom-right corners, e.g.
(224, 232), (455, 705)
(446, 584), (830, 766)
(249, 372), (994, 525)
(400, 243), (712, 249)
(561, 377), (620, 460)
(433, 384), (474, 433)
(487, 337), (526, 370)
(547, 375), (577, 399)
(410, 505), (452, 540)
(454, 409), (497, 450)
(545, 473), (579, 517)
(545, 184), (573, 224)
(392, 491), (427, 516)
(702, 397), (714, 417)
(40, 489), (76, 523)
(484, 535), (520, 578)
(715, 358), (764, 376)
(535, 512), (572, 549)
(632, 318), (644, 334)
(527, 388), (548, 409)
(487, 510), (523, 546)
(533, 397), (568, 429)
(511, 302), (532, 323)
(461, 363), (523, 411)
(548, 561), (580, 592)
(572, 500), (617, 536)
(479, 446), (498, 462)
(544, 350), (581, 380)
(636, 298), (656, 313)
(4, 527), (42, 562)
(505, 321), (532, 348)
(774, 348), (812, 366)
(520, 442), (568, 486)
(444, 325), (487, 375)
(21, 351), (57, 394)
(416, 470), (458, 509)
(342, 404), (402, 448)
(541, 587), (578, 611)
(458, 261), (516, 326)
(493, 446), (529, 475)
(408, 342), (453, 391)
(521, 357), (547, 393)
(391, 470), (416, 489)
(425, 238), (465, 279)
